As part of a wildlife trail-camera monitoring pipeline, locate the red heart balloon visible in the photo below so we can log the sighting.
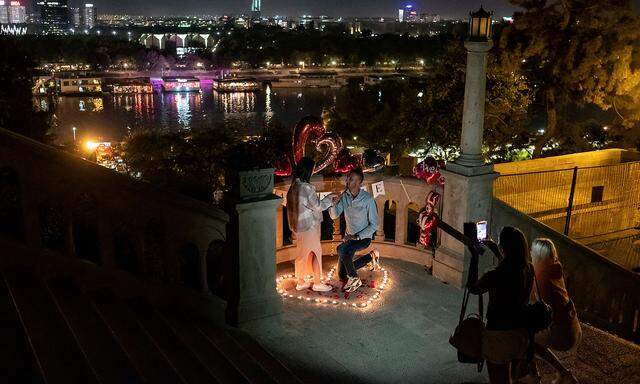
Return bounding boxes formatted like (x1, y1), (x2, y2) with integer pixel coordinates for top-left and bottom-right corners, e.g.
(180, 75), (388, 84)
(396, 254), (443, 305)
(292, 116), (343, 174)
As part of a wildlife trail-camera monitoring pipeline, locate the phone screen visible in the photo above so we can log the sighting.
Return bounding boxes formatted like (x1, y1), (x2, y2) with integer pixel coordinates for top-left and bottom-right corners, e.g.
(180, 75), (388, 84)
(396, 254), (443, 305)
(476, 221), (487, 241)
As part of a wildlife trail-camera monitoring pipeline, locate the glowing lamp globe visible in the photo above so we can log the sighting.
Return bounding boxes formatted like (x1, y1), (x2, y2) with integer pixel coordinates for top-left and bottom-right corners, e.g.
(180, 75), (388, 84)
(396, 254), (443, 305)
(468, 6), (493, 42)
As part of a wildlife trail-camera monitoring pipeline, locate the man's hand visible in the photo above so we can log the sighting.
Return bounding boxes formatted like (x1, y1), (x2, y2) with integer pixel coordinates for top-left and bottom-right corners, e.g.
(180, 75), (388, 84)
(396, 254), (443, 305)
(331, 193), (341, 204)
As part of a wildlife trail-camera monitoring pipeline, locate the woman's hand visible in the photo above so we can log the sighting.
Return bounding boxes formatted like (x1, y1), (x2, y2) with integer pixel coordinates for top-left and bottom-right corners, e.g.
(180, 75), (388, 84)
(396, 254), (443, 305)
(330, 193), (341, 204)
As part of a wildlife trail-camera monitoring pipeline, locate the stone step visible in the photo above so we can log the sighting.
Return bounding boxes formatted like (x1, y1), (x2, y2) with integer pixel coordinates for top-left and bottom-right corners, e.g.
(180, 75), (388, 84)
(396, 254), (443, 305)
(4, 268), (99, 384)
(0, 271), (45, 384)
(225, 329), (304, 384)
(126, 299), (221, 384)
(46, 278), (143, 384)
(88, 290), (186, 384)
(160, 311), (250, 384)
(195, 319), (277, 384)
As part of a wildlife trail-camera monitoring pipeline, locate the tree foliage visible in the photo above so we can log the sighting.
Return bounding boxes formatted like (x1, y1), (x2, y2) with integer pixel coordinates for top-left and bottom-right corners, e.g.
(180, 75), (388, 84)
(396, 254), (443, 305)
(502, 0), (640, 155)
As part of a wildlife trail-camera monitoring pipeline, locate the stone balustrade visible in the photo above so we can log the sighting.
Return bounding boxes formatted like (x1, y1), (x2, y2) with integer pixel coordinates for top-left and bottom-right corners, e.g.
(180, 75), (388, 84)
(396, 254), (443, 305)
(273, 175), (439, 269)
(0, 128), (229, 322)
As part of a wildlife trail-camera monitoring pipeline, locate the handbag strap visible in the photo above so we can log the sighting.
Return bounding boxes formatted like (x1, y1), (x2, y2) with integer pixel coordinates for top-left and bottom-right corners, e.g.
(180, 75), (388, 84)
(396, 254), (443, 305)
(532, 267), (543, 303)
(459, 287), (470, 325)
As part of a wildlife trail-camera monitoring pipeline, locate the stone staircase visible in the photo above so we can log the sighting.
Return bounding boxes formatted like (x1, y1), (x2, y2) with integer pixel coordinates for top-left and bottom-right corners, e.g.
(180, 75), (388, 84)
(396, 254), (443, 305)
(0, 267), (303, 384)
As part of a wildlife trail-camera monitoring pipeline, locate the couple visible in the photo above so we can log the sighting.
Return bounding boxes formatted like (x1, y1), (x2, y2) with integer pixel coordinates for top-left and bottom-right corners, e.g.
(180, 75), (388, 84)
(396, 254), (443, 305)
(286, 157), (380, 294)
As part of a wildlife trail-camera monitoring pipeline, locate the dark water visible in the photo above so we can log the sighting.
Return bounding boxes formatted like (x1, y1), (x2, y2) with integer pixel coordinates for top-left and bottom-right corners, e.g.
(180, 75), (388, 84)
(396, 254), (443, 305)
(38, 84), (343, 144)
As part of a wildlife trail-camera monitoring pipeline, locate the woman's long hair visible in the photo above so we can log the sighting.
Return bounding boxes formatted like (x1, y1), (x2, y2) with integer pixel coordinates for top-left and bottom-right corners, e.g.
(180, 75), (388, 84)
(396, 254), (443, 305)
(499, 226), (530, 269)
(293, 157), (315, 183)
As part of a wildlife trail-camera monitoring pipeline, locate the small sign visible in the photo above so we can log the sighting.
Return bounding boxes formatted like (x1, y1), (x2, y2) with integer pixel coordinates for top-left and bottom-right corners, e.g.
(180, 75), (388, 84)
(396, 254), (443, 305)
(372, 181), (385, 198)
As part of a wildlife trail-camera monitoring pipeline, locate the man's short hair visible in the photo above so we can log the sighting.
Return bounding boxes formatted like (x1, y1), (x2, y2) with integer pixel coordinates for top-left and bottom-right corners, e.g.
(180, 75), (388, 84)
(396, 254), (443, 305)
(349, 167), (364, 182)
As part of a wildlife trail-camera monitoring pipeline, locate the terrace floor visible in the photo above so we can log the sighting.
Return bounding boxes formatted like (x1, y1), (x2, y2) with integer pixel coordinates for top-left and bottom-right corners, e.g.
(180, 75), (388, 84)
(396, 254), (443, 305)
(242, 257), (640, 384)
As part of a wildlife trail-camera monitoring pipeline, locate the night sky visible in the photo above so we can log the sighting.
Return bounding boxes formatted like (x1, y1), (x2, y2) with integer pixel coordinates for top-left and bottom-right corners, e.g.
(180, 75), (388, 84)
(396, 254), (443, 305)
(77, 0), (519, 19)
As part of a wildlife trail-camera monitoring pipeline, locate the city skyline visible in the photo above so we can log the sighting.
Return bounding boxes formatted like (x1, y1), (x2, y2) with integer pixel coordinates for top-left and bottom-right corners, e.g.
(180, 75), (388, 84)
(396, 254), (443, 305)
(71, 0), (519, 19)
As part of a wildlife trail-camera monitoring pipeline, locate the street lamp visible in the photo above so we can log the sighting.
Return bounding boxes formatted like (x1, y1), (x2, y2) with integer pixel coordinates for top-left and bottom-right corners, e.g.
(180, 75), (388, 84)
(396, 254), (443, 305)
(468, 5), (493, 42)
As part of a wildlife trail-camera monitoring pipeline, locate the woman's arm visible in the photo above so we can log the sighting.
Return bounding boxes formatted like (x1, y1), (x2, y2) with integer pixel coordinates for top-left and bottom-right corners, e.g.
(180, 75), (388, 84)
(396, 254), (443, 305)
(302, 184), (332, 213)
(468, 270), (495, 295)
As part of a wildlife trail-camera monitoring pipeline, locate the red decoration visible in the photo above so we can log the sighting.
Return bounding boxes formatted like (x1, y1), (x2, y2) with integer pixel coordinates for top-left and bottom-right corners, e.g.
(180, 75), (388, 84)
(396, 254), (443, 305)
(292, 116), (342, 174)
(274, 155), (293, 177)
(334, 149), (360, 173)
(418, 191), (441, 247)
(414, 156), (445, 186)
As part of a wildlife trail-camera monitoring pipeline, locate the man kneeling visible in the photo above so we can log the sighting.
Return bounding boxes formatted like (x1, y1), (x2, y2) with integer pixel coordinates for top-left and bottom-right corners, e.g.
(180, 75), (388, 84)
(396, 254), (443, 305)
(329, 168), (380, 293)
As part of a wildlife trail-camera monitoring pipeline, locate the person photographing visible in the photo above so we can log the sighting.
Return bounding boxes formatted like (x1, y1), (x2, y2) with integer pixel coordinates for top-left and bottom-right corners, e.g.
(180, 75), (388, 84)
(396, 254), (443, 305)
(329, 168), (380, 293)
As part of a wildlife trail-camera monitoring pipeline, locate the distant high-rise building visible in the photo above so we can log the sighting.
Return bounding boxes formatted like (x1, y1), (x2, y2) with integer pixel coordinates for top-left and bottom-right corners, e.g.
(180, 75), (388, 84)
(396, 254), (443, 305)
(0, 0), (26, 24)
(251, 0), (260, 12)
(0, 1), (9, 23)
(397, 8), (403, 22)
(36, 0), (69, 34)
(82, 3), (95, 29)
(70, 6), (79, 27)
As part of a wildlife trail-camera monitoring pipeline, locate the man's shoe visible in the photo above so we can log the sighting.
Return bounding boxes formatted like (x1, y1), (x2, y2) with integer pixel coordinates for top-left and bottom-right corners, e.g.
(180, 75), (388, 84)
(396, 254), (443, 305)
(345, 277), (362, 293)
(369, 249), (381, 271)
(312, 283), (333, 292)
(296, 281), (311, 291)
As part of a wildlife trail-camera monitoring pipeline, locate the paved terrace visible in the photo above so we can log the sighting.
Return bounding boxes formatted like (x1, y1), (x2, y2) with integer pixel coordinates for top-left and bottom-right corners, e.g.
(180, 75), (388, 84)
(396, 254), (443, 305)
(243, 258), (640, 384)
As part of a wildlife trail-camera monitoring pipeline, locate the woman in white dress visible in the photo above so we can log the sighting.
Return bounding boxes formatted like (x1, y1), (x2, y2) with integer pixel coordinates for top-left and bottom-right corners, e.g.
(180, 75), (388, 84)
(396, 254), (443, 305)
(286, 157), (336, 292)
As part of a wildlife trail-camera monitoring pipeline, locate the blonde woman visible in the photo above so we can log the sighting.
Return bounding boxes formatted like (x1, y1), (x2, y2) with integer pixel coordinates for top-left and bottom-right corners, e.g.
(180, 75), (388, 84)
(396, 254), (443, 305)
(528, 238), (581, 384)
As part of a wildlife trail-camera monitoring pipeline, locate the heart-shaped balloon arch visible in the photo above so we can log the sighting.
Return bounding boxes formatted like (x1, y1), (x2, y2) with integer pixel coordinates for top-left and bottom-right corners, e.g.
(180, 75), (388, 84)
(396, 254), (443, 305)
(274, 116), (386, 177)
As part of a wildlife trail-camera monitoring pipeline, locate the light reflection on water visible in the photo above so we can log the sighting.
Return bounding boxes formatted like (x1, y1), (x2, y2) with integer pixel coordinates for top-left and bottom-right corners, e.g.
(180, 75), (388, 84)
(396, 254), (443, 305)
(44, 85), (343, 143)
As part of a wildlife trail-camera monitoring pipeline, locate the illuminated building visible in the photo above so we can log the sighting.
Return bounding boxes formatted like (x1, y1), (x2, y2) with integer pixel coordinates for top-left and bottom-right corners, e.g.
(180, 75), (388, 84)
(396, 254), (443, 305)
(36, 0), (69, 34)
(0, 1), (27, 24)
(251, 0), (260, 12)
(70, 6), (80, 27)
(161, 76), (201, 92)
(83, 3), (95, 29)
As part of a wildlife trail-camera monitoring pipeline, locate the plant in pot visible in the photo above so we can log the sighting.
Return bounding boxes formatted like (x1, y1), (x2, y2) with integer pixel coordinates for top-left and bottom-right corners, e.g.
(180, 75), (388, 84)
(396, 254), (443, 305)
(226, 138), (278, 201)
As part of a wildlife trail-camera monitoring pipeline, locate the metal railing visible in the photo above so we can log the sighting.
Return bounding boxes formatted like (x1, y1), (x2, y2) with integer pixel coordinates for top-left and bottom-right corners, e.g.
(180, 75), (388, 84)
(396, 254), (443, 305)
(494, 161), (640, 271)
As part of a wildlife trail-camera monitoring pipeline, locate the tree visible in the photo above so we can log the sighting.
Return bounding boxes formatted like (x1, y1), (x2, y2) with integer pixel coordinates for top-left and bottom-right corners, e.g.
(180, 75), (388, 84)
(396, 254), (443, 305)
(327, 41), (532, 162)
(501, 0), (640, 156)
(0, 37), (52, 141)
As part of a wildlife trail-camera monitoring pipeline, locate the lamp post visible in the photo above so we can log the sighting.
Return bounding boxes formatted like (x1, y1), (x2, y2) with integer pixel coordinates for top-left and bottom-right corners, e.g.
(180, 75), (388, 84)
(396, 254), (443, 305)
(455, 5), (493, 168)
(434, 6), (499, 288)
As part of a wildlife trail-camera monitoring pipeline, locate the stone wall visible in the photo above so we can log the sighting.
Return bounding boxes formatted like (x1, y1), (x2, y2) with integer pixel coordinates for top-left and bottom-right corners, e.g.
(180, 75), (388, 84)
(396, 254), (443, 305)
(494, 149), (640, 175)
(0, 128), (229, 323)
(491, 199), (640, 343)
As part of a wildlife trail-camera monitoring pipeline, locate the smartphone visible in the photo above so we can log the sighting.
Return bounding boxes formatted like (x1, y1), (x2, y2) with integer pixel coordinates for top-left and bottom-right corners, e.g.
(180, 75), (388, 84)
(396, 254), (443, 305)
(476, 221), (487, 241)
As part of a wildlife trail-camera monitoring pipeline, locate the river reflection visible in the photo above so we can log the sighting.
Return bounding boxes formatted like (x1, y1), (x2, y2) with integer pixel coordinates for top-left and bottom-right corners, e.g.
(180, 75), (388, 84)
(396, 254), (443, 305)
(45, 85), (343, 144)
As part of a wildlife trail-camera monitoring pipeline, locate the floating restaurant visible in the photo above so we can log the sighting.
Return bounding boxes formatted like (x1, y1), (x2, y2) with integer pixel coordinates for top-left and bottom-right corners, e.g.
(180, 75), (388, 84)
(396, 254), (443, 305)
(161, 76), (201, 92)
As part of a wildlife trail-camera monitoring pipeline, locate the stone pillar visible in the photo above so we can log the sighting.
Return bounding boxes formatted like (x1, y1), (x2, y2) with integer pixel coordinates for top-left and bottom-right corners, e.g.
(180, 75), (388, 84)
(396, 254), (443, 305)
(456, 40), (493, 168)
(433, 39), (499, 288)
(395, 201), (408, 245)
(375, 199), (385, 239)
(229, 195), (283, 325)
(332, 217), (342, 241)
(434, 169), (498, 287)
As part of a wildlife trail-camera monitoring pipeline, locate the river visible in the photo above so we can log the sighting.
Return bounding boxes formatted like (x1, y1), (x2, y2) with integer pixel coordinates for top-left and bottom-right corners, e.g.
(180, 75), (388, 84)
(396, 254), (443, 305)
(37, 84), (344, 144)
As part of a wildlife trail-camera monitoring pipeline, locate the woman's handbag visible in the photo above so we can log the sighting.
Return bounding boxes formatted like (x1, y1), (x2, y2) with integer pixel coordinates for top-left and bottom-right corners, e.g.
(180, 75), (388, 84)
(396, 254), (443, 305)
(449, 287), (485, 372)
(525, 273), (553, 334)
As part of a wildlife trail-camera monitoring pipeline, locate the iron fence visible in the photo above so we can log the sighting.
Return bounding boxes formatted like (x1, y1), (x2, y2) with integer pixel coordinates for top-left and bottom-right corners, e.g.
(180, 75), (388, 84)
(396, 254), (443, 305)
(494, 161), (640, 271)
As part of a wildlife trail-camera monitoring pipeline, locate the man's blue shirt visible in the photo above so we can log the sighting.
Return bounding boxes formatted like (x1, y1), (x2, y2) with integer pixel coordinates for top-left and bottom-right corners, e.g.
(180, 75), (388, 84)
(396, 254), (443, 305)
(329, 188), (379, 239)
